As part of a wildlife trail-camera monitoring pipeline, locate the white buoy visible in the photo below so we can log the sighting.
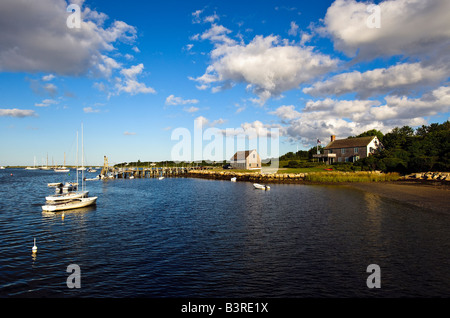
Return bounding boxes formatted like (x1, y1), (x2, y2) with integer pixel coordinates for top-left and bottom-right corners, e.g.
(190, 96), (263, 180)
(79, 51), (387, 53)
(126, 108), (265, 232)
(32, 238), (37, 254)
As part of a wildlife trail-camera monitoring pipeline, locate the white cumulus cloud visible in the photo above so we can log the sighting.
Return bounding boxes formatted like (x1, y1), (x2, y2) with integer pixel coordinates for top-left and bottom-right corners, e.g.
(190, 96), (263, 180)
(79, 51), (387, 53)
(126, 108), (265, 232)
(165, 95), (199, 106)
(191, 34), (339, 105)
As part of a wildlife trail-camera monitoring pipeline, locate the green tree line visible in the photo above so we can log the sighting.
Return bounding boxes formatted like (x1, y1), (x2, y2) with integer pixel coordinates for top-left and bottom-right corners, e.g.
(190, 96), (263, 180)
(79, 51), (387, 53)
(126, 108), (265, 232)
(355, 121), (450, 173)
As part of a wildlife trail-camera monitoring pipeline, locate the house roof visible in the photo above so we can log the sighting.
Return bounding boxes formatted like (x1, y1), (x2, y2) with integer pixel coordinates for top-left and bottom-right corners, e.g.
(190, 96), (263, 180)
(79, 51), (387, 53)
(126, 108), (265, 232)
(324, 136), (377, 149)
(231, 150), (256, 160)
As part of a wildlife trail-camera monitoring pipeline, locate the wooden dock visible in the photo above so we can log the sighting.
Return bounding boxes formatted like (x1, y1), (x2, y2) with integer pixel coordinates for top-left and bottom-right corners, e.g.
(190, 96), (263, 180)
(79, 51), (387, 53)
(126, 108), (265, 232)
(99, 155), (206, 180)
(101, 166), (191, 179)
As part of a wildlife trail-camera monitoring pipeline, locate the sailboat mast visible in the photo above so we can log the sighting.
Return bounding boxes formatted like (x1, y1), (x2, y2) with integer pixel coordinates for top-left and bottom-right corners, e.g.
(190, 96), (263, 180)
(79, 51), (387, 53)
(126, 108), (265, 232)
(82, 123), (84, 192)
(76, 131), (79, 188)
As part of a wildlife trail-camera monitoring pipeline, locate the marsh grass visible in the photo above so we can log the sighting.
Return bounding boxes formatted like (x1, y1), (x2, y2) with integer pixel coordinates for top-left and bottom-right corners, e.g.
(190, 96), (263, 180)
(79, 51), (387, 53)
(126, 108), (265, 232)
(304, 171), (400, 182)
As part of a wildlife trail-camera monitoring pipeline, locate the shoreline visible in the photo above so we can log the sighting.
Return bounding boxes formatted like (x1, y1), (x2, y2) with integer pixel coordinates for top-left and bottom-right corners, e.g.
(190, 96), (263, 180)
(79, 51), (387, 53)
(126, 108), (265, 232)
(343, 181), (449, 214)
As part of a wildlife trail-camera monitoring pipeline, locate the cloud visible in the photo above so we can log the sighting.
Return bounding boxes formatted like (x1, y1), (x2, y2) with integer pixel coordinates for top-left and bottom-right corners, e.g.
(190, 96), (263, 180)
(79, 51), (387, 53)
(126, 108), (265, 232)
(183, 106), (199, 113)
(83, 107), (101, 113)
(0, 108), (37, 117)
(270, 85), (450, 144)
(165, 95), (199, 106)
(96, 55), (121, 78)
(192, 9), (204, 24)
(0, 0), (137, 76)
(200, 23), (236, 46)
(123, 131), (136, 136)
(303, 62), (450, 99)
(184, 44), (194, 52)
(43, 83), (58, 96)
(191, 9), (219, 24)
(27, 77), (58, 96)
(191, 34), (339, 105)
(195, 116), (210, 128)
(194, 116), (226, 128)
(115, 64), (156, 95)
(220, 120), (281, 139)
(318, 0), (450, 60)
(288, 21), (299, 36)
(370, 86), (450, 121)
(35, 99), (58, 107)
(204, 13), (219, 23)
(42, 74), (55, 81)
(269, 105), (301, 121)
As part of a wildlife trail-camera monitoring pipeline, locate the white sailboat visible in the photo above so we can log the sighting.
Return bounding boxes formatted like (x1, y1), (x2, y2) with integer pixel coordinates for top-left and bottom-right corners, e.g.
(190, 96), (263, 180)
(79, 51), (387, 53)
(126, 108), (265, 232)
(0, 166), (5, 169)
(43, 125), (97, 212)
(25, 156), (39, 170)
(54, 153), (70, 172)
(40, 154), (51, 170)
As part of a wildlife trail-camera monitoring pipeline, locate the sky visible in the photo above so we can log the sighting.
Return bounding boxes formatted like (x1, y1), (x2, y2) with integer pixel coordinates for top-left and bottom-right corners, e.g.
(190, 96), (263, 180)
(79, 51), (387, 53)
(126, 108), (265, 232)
(0, 0), (449, 166)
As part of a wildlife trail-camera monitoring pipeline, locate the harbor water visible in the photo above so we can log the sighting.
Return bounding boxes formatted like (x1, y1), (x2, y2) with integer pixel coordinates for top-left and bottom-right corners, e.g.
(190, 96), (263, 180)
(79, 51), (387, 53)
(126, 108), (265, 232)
(1, 168), (450, 297)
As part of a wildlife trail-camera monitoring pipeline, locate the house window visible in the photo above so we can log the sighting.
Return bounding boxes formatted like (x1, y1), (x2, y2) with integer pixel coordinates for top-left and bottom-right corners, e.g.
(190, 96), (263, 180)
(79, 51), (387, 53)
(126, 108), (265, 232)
(345, 157), (349, 162)
(329, 149), (333, 153)
(354, 147), (359, 153)
(338, 157), (342, 162)
(253, 154), (255, 158)
(341, 148), (346, 154)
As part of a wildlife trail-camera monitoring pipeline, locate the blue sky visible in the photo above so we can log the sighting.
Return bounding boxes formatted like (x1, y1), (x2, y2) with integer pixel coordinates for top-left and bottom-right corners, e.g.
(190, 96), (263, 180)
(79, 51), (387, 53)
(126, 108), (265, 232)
(0, 0), (449, 166)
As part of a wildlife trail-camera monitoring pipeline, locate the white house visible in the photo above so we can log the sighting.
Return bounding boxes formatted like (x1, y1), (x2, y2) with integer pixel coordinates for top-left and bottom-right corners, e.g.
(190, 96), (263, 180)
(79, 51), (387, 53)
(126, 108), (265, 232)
(230, 149), (262, 170)
(314, 135), (383, 164)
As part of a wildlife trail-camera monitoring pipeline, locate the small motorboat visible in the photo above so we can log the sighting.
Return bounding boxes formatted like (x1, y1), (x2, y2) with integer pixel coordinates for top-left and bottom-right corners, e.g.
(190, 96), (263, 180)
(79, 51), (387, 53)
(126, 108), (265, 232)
(47, 182), (63, 187)
(54, 168), (70, 173)
(253, 183), (270, 190)
(42, 197), (97, 212)
(85, 176), (100, 181)
(230, 177), (237, 182)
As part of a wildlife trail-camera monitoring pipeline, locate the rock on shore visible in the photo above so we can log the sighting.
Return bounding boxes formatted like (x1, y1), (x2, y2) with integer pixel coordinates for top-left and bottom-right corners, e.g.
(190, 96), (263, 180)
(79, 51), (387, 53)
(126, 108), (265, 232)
(401, 172), (450, 181)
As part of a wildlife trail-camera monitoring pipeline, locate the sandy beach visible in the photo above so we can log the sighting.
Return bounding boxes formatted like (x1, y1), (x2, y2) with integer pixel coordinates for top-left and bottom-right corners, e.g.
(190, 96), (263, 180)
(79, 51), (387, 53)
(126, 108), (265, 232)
(346, 181), (449, 214)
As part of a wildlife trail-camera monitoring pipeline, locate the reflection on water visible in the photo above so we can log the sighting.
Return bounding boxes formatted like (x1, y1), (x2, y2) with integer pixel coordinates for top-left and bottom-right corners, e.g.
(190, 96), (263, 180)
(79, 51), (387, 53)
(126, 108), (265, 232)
(1, 169), (450, 297)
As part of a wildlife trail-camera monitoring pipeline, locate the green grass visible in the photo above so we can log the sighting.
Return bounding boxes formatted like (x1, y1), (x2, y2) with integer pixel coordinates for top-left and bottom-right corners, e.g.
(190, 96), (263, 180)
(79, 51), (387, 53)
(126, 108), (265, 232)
(278, 166), (330, 173)
(303, 171), (400, 182)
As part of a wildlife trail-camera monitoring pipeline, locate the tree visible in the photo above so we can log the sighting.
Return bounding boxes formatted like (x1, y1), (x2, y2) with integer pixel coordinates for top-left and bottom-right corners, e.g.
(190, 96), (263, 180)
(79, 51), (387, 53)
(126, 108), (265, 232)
(383, 126), (414, 149)
(357, 122), (449, 173)
(350, 129), (384, 143)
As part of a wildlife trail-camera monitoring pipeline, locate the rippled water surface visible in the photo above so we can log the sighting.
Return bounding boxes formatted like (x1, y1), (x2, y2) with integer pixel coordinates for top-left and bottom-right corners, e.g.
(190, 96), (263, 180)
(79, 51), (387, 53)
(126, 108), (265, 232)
(1, 169), (450, 297)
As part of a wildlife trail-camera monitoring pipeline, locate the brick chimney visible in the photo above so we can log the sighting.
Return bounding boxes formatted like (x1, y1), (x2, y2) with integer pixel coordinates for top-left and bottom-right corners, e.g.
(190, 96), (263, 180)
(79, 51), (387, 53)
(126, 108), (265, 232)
(331, 135), (336, 142)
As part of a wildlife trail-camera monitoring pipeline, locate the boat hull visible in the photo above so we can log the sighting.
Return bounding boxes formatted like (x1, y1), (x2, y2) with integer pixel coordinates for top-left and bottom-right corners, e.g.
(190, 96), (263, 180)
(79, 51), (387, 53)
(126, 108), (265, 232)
(42, 197), (97, 212)
(253, 183), (270, 190)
